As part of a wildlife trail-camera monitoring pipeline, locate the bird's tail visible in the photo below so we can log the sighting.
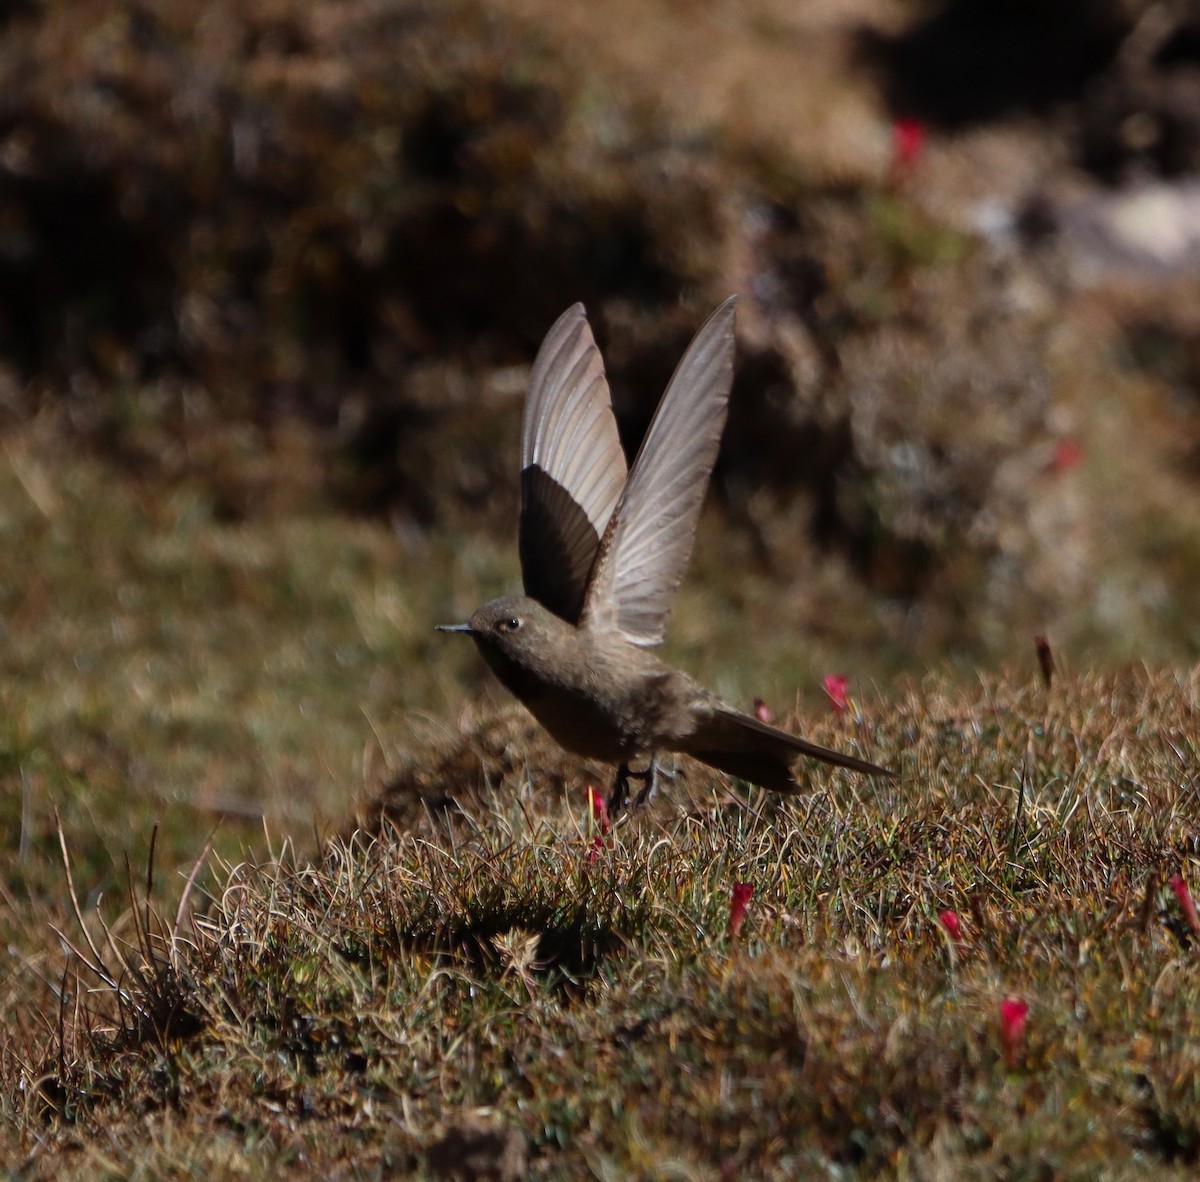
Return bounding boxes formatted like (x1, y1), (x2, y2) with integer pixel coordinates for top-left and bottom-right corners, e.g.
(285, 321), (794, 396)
(681, 706), (894, 793)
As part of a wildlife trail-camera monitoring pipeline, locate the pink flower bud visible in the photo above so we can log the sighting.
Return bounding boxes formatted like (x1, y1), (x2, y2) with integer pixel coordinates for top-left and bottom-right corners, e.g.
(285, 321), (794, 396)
(586, 784), (610, 835)
(999, 997), (1029, 1069)
(753, 697), (773, 725)
(892, 117), (927, 172)
(585, 835), (605, 867)
(1170, 875), (1200, 936)
(582, 786), (613, 867)
(823, 675), (849, 713)
(727, 883), (753, 939)
(938, 909), (964, 944)
(1051, 438), (1082, 472)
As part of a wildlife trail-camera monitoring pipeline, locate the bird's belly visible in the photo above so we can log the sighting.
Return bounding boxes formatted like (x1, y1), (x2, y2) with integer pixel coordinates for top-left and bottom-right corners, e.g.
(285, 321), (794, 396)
(520, 689), (637, 762)
(480, 649), (642, 761)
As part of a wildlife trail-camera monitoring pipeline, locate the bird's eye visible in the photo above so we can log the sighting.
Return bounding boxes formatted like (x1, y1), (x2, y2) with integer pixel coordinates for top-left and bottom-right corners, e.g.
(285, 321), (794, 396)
(498, 617), (522, 633)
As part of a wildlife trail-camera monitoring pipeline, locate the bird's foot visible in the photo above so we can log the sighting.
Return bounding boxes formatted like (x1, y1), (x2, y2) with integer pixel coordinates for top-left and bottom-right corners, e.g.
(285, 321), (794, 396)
(607, 758), (667, 815)
(631, 758), (660, 809)
(607, 763), (632, 817)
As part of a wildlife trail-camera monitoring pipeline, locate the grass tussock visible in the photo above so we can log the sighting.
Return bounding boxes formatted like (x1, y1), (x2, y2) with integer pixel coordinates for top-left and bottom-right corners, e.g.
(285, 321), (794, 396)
(4, 665), (1200, 1178)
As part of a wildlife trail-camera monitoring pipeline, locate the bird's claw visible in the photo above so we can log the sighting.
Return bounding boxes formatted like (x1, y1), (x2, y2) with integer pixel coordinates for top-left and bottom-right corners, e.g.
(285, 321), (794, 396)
(608, 758), (665, 815)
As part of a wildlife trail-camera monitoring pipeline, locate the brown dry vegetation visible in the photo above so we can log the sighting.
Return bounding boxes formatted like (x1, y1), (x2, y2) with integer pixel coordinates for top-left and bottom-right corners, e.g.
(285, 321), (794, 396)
(3, 0), (1200, 1176)
(5, 667), (1200, 1178)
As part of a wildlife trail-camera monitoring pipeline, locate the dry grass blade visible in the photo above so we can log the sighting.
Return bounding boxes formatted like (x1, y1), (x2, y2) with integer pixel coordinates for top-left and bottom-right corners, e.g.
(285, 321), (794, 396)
(171, 832), (217, 970)
(54, 811), (111, 987)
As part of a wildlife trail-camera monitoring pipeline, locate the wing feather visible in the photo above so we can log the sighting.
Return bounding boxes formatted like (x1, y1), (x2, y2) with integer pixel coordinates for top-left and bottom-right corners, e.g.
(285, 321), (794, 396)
(582, 296), (738, 645)
(519, 304), (627, 623)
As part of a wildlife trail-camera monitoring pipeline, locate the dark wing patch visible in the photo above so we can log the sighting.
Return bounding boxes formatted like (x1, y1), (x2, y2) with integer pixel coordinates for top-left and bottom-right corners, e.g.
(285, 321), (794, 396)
(519, 304), (626, 622)
(519, 465), (602, 623)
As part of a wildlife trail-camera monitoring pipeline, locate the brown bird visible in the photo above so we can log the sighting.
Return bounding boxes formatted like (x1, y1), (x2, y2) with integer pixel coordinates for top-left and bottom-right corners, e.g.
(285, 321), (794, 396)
(438, 296), (893, 811)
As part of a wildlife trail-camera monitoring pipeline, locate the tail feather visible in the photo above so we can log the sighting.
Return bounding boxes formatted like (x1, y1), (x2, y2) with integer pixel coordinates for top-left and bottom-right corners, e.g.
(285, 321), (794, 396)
(686, 746), (805, 793)
(682, 706), (894, 793)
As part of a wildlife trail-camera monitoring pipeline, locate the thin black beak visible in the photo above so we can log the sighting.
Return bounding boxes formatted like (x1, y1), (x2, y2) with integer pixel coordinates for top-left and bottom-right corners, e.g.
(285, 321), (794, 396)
(435, 623), (474, 634)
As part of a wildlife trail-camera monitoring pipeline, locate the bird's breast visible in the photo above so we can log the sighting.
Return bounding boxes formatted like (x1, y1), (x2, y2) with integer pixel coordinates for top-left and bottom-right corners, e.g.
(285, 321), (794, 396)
(474, 631), (683, 762)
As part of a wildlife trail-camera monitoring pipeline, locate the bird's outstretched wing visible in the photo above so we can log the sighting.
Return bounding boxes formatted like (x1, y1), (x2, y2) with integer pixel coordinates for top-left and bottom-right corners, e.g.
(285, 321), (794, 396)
(582, 296), (737, 646)
(519, 304), (627, 624)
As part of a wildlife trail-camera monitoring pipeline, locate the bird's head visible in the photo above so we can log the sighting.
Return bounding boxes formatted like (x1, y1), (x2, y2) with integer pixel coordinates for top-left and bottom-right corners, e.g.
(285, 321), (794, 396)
(436, 595), (571, 671)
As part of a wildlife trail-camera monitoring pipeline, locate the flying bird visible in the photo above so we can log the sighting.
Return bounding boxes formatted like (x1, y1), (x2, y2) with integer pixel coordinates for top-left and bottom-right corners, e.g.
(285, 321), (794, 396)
(438, 296), (893, 811)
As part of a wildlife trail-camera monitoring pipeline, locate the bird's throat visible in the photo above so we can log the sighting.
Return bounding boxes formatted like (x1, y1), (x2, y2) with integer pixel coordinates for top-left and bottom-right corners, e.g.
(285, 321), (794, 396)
(473, 639), (552, 706)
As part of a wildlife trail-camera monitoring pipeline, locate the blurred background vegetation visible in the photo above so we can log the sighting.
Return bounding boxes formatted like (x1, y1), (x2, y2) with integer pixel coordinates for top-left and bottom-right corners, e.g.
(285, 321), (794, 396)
(1, 0), (1200, 855)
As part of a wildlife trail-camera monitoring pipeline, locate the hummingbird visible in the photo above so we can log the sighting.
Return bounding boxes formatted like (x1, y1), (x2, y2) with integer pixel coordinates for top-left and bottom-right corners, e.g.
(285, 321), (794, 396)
(438, 296), (893, 812)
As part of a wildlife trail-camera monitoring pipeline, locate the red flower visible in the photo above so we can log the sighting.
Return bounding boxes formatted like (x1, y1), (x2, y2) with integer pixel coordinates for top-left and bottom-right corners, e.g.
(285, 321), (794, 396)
(727, 883), (753, 939)
(586, 784), (610, 835)
(1051, 438), (1083, 473)
(938, 909), (964, 944)
(753, 697), (773, 725)
(892, 117), (927, 172)
(583, 785), (613, 867)
(999, 997), (1029, 1069)
(823, 674), (849, 713)
(1170, 875), (1200, 936)
(585, 835), (605, 866)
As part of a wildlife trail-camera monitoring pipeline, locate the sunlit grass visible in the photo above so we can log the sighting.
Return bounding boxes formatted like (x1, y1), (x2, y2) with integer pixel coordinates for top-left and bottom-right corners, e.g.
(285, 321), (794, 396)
(1, 433), (1197, 1180)
(4, 662), (1199, 1177)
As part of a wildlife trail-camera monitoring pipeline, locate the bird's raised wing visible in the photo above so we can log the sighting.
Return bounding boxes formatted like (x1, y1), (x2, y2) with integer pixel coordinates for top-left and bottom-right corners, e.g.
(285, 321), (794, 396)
(582, 296), (737, 646)
(519, 304), (627, 624)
